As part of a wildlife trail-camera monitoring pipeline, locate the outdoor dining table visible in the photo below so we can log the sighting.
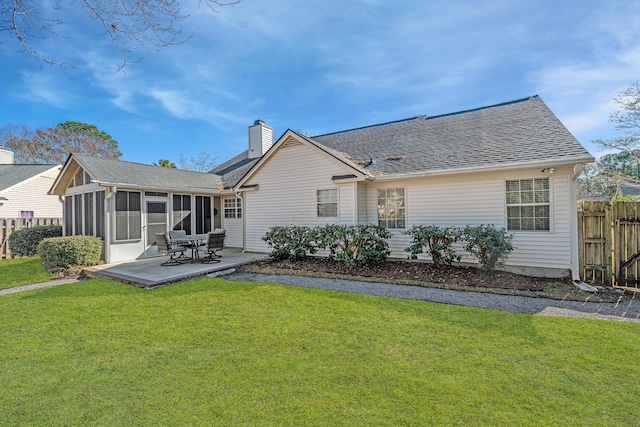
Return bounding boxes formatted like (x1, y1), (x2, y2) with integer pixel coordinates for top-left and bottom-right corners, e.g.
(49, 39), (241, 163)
(172, 234), (208, 263)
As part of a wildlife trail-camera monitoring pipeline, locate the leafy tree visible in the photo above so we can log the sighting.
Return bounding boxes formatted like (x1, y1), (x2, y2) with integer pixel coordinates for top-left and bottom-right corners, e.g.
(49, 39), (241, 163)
(155, 159), (177, 168)
(1, 121), (121, 164)
(578, 79), (640, 199)
(593, 80), (640, 153)
(1, 0), (241, 70)
(178, 151), (217, 172)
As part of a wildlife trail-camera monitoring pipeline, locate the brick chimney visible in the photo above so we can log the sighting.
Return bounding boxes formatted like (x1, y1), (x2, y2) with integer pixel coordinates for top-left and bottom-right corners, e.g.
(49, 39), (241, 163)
(0, 146), (14, 164)
(248, 120), (273, 159)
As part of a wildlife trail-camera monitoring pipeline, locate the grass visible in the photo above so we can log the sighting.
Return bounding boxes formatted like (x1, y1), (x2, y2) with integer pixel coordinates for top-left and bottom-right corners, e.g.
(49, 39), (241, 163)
(1, 276), (639, 426)
(0, 257), (58, 289)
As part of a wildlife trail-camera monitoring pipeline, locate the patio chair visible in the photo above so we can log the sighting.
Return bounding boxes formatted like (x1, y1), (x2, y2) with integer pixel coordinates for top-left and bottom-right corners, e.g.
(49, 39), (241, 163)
(168, 230), (194, 261)
(201, 230), (225, 264)
(154, 233), (187, 266)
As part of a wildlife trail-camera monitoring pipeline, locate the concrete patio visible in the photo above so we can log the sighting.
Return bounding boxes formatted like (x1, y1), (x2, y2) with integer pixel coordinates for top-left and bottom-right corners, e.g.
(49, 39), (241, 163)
(82, 248), (269, 289)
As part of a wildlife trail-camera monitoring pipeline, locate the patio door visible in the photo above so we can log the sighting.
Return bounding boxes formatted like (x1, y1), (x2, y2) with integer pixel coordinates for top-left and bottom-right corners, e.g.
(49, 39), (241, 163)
(146, 201), (168, 247)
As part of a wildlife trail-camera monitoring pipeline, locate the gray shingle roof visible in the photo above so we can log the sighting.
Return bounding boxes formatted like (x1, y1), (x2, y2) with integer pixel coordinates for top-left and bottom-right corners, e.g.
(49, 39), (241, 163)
(0, 164), (59, 192)
(72, 154), (222, 192)
(310, 96), (594, 176)
(210, 151), (259, 189)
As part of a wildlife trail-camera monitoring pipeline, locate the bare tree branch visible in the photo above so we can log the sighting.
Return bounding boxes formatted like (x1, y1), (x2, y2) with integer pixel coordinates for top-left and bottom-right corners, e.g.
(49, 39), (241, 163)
(1, 0), (242, 71)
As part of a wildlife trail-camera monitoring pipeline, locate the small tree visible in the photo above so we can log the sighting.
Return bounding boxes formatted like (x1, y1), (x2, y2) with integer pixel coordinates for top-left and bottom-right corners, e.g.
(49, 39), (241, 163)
(404, 225), (461, 268)
(460, 225), (514, 272)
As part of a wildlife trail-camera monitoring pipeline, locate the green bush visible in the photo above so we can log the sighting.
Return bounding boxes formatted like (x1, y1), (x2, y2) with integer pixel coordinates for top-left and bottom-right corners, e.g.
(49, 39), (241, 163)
(8, 225), (62, 257)
(262, 225), (320, 261)
(317, 224), (391, 266)
(461, 224), (514, 272)
(37, 236), (103, 274)
(404, 225), (461, 268)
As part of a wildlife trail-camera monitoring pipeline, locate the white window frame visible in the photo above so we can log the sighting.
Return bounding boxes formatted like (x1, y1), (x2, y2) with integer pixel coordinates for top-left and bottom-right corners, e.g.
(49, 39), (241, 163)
(505, 177), (552, 232)
(377, 187), (406, 229)
(317, 189), (338, 218)
(224, 197), (242, 219)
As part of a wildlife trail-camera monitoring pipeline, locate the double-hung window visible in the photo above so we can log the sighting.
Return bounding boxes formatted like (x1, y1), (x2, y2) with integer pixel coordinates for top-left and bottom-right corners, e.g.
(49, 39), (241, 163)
(506, 178), (550, 231)
(317, 189), (338, 217)
(377, 188), (406, 229)
(224, 198), (242, 219)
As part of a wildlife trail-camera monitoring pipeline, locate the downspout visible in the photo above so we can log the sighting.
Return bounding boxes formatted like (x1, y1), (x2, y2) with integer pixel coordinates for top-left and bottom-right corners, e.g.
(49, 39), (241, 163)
(236, 192), (245, 252)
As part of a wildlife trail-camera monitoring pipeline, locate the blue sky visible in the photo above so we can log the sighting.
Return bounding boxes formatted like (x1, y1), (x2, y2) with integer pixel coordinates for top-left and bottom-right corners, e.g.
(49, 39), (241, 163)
(1, 0), (639, 166)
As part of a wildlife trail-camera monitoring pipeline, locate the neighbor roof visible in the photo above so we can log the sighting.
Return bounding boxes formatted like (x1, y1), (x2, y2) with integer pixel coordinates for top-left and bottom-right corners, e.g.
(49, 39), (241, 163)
(50, 154), (222, 195)
(0, 164), (59, 193)
(309, 95), (594, 176)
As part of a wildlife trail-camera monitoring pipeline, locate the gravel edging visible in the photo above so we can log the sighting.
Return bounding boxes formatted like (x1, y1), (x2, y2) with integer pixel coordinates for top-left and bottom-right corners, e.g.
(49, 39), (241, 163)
(226, 272), (640, 323)
(0, 277), (81, 295)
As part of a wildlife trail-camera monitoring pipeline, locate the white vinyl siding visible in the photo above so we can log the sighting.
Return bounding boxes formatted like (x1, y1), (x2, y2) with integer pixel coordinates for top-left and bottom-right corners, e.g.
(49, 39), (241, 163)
(0, 167), (62, 218)
(243, 139), (356, 252)
(367, 168), (572, 273)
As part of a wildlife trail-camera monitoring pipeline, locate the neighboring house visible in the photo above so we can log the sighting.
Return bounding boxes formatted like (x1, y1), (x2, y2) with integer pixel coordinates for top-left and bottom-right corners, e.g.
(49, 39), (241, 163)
(233, 96), (594, 279)
(49, 96), (595, 279)
(617, 180), (640, 198)
(47, 120), (273, 263)
(0, 147), (62, 219)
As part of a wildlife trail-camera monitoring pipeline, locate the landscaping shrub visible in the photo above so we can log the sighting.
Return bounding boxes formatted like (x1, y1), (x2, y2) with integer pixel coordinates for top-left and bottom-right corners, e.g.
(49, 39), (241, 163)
(7, 225), (62, 257)
(404, 225), (461, 267)
(317, 224), (391, 266)
(461, 224), (514, 272)
(37, 236), (102, 274)
(262, 225), (319, 261)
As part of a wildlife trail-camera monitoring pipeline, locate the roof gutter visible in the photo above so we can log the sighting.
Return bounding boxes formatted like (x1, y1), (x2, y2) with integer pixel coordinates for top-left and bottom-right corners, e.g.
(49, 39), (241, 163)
(370, 156), (595, 181)
(96, 182), (222, 195)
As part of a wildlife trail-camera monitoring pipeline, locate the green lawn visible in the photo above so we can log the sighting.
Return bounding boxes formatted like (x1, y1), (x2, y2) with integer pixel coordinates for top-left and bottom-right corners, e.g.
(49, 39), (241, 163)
(1, 277), (639, 426)
(0, 256), (58, 289)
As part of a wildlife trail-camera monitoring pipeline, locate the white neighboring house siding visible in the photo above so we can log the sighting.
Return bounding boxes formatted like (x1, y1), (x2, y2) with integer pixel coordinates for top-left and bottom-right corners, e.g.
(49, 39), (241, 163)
(243, 141), (357, 253)
(367, 166), (573, 275)
(0, 168), (62, 218)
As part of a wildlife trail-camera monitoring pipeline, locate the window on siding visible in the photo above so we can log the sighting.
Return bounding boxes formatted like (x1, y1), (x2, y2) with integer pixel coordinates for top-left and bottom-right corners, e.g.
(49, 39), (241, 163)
(96, 190), (105, 240)
(377, 188), (406, 229)
(84, 192), (94, 236)
(506, 178), (550, 231)
(172, 194), (192, 234)
(224, 198), (242, 219)
(74, 193), (83, 235)
(195, 196), (212, 234)
(317, 189), (338, 217)
(115, 191), (141, 241)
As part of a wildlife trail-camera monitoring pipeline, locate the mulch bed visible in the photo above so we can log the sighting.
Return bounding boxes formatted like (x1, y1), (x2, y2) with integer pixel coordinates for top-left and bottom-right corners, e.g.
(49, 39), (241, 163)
(255, 258), (569, 292)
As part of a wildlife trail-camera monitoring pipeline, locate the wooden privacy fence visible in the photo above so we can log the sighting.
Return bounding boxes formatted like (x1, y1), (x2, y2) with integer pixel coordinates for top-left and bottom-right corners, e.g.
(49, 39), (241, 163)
(0, 218), (62, 259)
(578, 201), (640, 289)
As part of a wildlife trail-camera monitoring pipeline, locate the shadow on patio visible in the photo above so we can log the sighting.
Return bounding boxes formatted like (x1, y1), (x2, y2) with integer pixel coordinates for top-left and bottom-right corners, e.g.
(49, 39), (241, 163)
(83, 248), (269, 289)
